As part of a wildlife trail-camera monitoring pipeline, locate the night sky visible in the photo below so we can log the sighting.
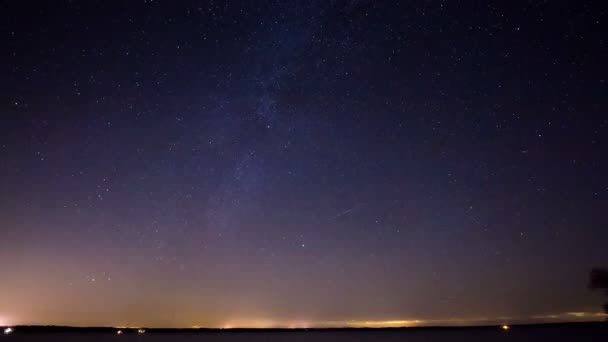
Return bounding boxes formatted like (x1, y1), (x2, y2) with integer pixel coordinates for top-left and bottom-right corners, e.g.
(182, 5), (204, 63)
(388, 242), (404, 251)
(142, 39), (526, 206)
(1, 0), (607, 329)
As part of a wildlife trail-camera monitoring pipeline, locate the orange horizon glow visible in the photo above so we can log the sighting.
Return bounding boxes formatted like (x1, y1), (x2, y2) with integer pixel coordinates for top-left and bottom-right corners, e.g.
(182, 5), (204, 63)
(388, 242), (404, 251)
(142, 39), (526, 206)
(1, 311), (606, 329)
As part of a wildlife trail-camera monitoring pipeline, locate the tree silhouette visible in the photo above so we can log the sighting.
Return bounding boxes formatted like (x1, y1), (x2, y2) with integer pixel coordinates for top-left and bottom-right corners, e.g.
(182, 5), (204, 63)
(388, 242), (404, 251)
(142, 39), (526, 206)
(589, 268), (608, 315)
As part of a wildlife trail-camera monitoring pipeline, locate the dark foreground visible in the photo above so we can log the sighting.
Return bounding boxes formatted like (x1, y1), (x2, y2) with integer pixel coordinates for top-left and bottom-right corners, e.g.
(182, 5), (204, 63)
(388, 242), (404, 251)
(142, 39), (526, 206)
(2, 323), (607, 341)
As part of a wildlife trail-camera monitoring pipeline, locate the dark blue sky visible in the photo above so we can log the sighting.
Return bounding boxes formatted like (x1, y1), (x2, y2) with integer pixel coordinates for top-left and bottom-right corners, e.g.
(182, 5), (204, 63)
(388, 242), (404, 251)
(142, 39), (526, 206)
(1, 0), (607, 328)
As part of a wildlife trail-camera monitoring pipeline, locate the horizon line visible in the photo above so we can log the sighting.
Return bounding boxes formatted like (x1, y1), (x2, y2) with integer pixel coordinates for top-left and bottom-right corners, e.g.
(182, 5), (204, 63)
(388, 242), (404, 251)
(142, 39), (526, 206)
(2, 321), (607, 331)
(4, 312), (606, 330)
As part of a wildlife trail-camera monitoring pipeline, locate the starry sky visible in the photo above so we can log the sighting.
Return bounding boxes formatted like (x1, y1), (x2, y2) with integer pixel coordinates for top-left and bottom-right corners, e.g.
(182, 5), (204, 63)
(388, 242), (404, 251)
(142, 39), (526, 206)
(1, 0), (607, 329)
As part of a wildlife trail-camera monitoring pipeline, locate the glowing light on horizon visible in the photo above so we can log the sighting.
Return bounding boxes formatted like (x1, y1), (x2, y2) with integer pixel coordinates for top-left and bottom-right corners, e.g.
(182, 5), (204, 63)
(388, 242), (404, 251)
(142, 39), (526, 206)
(532, 311), (608, 321)
(219, 319), (280, 329)
(568, 312), (586, 317)
(287, 322), (310, 329)
(345, 319), (423, 328)
(4, 311), (605, 330)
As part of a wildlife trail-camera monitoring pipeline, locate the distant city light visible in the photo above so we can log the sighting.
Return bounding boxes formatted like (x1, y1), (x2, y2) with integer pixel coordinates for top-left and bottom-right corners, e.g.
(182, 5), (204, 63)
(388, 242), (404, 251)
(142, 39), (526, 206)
(4, 327), (13, 335)
(137, 329), (146, 334)
(501, 324), (510, 331)
(116, 329), (123, 334)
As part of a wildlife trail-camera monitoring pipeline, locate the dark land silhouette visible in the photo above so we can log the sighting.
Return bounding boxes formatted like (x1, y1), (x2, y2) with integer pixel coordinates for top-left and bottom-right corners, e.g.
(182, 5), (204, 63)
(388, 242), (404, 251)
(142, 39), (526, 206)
(589, 267), (608, 315)
(2, 323), (608, 342)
